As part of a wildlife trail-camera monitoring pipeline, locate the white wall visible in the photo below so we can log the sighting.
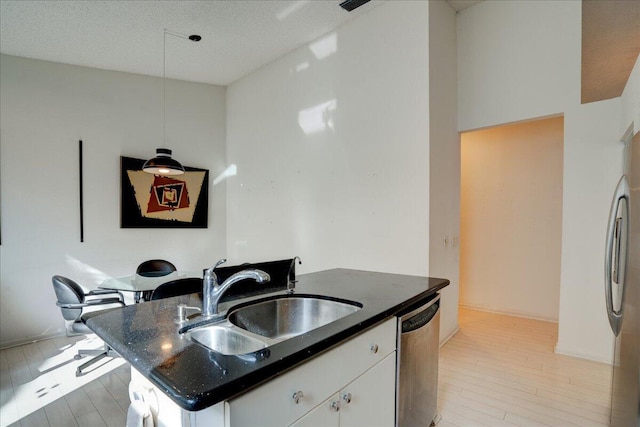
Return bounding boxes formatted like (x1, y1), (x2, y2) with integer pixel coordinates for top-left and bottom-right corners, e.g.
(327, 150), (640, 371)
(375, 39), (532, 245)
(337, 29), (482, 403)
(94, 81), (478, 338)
(0, 55), (227, 348)
(557, 98), (622, 362)
(226, 2), (430, 277)
(458, 0), (623, 362)
(457, 0), (577, 131)
(460, 117), (564, 321)
(621, 54), (640, 137)
(428, 0), (460, 343)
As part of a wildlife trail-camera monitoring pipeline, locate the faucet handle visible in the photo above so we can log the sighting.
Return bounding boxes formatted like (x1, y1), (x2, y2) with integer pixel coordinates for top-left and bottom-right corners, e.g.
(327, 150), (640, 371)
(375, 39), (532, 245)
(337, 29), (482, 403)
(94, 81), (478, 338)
(205, 259), (227, 278)
(213, 259), (227, 270)
(289, 256), (302, 276)
(287, 257), (302, 294)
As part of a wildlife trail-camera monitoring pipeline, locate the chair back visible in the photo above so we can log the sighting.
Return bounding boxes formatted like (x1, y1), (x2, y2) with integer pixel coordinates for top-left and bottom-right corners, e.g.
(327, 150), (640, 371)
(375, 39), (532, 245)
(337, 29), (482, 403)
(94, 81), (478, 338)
(52, 275), (85, 321)
(136, 259), (177, 277)
(151, 278), (202, 300)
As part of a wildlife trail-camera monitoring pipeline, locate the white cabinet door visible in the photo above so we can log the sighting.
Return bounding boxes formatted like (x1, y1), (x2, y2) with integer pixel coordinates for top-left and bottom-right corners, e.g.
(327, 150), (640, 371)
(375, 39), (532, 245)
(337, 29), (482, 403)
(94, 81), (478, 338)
(227, 348), (338, 427)
(228, 318), (397, 427)
(339, 352), (396, 427)
(290, 352), (396, 427)
(228, 318), (396, 427)
(289, 393), (340, 427)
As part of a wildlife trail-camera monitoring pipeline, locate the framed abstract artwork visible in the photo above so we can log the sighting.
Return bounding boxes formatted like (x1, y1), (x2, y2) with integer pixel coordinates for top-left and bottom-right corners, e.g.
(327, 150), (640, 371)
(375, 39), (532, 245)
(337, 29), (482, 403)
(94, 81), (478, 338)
(120, 156), (208, 228)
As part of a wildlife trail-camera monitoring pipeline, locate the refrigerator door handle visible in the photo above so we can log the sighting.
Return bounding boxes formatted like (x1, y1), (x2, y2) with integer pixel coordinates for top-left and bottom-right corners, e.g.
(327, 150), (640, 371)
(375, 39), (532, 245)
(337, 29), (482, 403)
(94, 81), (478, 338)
(604, 175), (629, 336)
(612, 217), (621, 284)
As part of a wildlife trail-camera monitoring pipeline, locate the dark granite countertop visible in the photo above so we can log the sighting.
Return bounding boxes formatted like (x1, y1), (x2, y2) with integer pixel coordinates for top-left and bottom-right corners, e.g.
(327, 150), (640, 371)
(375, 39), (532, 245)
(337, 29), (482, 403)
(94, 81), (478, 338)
(83, 268), (449, 411)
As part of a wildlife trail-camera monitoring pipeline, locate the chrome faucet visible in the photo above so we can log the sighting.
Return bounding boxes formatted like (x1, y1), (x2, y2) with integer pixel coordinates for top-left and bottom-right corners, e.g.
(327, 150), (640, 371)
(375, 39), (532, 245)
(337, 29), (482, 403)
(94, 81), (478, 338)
(202, 259), (270, 317)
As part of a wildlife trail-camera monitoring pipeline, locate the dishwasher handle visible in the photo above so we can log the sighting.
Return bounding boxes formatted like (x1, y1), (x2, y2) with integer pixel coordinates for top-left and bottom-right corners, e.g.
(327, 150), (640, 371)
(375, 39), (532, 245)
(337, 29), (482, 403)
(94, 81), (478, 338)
(402, 300), (439, 333)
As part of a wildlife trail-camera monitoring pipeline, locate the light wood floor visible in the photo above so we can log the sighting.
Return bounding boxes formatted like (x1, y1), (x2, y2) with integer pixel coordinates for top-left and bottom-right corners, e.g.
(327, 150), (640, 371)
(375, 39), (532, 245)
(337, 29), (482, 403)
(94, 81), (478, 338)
(0, 334), (130, 427)
(438, 308), (612, 427)
(0, 308), (612, 427)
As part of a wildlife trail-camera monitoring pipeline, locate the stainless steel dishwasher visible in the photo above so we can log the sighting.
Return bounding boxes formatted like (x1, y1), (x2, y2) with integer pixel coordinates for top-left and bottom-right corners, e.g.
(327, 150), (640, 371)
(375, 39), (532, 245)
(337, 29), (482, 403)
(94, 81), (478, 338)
(396, 293), (440, 427)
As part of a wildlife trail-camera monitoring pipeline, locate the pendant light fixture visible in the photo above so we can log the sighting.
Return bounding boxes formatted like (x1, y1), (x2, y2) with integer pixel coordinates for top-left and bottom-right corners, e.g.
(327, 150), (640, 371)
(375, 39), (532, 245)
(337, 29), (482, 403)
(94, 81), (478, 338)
(143, 29), (202, 176)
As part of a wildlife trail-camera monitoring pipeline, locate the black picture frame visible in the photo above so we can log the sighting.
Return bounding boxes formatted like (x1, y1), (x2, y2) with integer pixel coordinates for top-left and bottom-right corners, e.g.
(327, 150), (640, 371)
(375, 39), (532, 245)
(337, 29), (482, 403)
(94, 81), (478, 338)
(120, 156), (209, 228)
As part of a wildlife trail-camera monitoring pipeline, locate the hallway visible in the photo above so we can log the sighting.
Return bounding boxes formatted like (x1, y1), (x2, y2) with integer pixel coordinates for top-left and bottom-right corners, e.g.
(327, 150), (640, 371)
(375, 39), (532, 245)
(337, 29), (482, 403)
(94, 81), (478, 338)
(438, 308), (611, 427)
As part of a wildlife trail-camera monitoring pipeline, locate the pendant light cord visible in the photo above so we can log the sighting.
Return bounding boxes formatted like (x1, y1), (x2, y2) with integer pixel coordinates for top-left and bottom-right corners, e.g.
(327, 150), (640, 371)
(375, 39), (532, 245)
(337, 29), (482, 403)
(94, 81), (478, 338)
(162, 29), (200, 150)
(163, 29), (167, 150)
(143, 29), (199, 175)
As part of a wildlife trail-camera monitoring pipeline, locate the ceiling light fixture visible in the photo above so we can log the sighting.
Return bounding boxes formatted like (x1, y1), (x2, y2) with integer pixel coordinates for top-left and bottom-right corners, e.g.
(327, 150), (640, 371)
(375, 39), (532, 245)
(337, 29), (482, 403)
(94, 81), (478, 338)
(143, 29), (201, 176)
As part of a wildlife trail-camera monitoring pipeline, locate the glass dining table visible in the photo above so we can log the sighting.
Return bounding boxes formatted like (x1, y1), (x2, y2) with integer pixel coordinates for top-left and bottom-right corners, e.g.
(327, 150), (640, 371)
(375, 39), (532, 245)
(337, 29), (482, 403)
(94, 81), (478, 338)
(99, 271), (202, 303)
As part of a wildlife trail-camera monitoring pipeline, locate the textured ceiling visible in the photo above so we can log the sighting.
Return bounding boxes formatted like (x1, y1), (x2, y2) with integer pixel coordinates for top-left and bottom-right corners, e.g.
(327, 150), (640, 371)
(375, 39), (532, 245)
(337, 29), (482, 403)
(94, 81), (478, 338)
(581, 0), (640, 104)
(446, 0), (483, 12)
(5, 0), (633, 103)
(0, 0), (383, 86)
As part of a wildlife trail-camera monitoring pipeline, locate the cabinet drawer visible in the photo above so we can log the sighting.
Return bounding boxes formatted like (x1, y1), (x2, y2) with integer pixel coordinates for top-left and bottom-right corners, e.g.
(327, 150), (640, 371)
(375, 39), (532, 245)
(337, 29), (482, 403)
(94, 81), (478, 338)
(338, 317), (396, 381)
(228, 318), (397, 427)
(228, 340), (340, 427)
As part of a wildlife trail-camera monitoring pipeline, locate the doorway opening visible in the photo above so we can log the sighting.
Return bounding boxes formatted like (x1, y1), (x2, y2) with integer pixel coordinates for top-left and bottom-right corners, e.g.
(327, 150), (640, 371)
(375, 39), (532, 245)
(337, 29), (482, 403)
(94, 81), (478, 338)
(460, 115), (564, 322)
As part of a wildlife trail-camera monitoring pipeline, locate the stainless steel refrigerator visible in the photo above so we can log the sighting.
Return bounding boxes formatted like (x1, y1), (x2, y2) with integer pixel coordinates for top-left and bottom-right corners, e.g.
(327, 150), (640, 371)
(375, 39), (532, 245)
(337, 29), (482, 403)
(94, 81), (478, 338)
(605, 131), (640, 427)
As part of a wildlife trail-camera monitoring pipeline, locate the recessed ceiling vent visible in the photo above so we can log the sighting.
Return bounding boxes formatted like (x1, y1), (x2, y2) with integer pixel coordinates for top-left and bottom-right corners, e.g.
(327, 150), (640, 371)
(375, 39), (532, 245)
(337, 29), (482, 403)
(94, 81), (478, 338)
(339, 0), (371, 12)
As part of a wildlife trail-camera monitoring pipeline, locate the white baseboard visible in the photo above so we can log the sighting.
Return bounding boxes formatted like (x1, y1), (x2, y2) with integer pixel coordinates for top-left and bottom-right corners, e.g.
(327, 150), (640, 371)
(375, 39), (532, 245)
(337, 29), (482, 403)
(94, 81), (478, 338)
(457, 305), (612, 365)
(554, 344), (613, 365)
(439, 326), (460, 347)
(458, 303), (559, 323)
(0, 331), (66, 350)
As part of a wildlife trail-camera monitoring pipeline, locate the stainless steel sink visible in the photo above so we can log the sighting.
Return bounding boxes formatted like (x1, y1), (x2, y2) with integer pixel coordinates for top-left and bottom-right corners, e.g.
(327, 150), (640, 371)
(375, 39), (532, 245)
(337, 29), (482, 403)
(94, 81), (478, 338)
(228, 296), (362, 340)
(188, 324), (267, 355)
(183, 295), (361, 356)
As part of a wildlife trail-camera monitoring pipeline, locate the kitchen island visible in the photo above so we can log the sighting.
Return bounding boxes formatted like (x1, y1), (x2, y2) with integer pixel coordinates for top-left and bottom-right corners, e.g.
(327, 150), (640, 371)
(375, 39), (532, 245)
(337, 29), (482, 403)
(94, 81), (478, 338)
(84, 268), (449, 425)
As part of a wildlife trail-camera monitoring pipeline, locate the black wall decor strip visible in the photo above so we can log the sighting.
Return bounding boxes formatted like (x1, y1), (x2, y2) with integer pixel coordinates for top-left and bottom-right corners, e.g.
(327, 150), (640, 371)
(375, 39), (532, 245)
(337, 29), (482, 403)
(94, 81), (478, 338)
(339, 0), (370, 12)
(79, 140), (84, 242)
(0, 137), (2, 246)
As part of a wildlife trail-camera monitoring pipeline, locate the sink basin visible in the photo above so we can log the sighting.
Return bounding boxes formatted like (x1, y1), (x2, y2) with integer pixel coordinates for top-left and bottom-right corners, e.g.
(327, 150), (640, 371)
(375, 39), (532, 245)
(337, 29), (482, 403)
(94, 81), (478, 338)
(228, 296), (362, 340)
(188, 324), (267, 355)
(183, 295), (361, 357)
